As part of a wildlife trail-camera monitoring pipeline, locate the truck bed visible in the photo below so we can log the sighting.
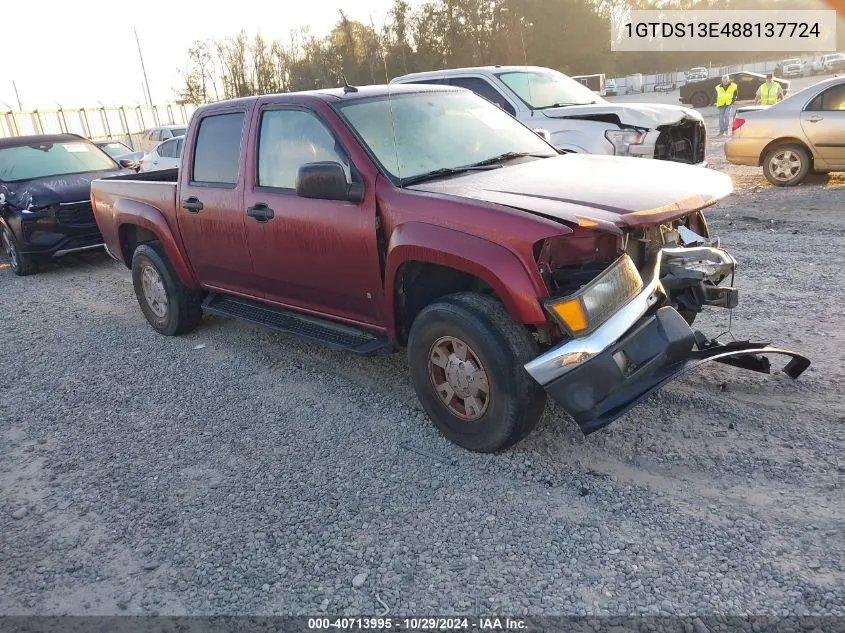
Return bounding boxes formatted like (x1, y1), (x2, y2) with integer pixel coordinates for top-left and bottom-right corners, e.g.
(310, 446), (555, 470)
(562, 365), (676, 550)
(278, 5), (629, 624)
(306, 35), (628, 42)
(90, 169), (180, 267)
(104, 168), (179, 182)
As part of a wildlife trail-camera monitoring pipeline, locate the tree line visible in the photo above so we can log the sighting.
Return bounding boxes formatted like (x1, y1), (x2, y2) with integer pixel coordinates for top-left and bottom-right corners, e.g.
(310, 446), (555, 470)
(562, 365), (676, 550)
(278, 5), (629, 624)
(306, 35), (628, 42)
(177, 0), (844, 103)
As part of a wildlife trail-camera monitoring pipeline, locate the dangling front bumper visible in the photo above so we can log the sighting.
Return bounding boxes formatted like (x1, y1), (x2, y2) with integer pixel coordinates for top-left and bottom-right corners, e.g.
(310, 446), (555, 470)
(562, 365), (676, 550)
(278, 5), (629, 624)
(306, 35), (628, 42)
(524, 248), (811, 435)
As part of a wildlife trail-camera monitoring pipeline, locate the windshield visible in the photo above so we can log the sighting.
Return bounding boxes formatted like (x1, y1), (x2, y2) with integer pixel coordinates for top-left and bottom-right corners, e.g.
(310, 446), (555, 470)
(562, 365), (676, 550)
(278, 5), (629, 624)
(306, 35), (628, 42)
(98, 142), (132, 158)
(169, 127), (186, 137)
(336, 90), (557, 183)
(783, 59), (801, 65)
(495, 68), (604, 109)
(0, 140), (118, 182)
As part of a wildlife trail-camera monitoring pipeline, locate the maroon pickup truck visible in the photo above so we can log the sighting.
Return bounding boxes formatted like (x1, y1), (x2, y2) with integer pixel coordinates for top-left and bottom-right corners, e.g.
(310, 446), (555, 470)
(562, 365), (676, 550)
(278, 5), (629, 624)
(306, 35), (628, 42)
(90, 84), (809, 452)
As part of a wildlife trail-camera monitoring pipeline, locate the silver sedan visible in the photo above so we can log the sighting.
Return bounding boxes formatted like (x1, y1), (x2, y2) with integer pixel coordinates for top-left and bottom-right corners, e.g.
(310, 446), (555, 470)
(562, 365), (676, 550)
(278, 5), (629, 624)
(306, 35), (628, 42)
(724, 76), (845, 186)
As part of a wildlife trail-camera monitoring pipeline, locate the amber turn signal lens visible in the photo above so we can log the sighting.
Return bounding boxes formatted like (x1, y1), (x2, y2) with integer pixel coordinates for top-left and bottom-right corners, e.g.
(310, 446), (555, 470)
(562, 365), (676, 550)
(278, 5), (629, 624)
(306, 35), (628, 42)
(551, 299), (588, 333)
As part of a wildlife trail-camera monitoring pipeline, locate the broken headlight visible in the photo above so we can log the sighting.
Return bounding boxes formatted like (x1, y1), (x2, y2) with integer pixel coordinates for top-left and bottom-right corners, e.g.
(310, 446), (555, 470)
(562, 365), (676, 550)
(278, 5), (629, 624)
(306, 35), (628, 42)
(605, 129), (645, 156)
(544, 254), (644, 338)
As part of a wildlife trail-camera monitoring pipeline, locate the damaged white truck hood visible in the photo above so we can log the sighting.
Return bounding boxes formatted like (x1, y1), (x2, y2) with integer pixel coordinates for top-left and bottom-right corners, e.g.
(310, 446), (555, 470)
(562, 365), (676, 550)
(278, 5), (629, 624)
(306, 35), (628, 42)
(542, 102), (703, 129)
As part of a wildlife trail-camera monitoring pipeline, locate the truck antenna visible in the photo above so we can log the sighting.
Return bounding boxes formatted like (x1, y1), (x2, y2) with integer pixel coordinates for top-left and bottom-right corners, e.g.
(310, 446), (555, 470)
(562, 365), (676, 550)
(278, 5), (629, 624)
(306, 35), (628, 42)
(340, 71), (358, 93)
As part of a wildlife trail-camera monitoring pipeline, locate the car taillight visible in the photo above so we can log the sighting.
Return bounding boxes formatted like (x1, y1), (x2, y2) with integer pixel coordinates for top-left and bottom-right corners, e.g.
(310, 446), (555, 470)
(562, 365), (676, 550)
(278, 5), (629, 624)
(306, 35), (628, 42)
(732, 118), (745, 132)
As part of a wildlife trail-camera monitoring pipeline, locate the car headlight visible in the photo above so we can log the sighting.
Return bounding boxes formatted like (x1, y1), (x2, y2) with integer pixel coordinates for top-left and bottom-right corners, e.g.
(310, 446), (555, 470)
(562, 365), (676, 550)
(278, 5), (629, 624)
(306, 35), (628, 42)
(605, 129), (646, 156)
(544, 255), (644, 338)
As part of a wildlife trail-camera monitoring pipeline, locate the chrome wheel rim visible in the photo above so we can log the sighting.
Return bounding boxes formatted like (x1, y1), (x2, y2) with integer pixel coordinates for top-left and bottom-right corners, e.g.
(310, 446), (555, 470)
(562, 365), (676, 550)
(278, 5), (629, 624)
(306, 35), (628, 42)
(1, 230), (18, 269)
(140, 264), (168, 318)
(769, 150), (802, 181)
(428, 336), (490, 421)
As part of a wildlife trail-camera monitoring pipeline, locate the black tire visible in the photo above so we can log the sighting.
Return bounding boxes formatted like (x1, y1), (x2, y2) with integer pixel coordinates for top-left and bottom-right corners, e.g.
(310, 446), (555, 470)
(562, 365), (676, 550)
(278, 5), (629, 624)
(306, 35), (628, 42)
(1, 226), (38, 276)
(131, 242), (202, 336)
(762, 143), (811, 186)
(408, 292), (546, 453)
(691, 91), (711, 108)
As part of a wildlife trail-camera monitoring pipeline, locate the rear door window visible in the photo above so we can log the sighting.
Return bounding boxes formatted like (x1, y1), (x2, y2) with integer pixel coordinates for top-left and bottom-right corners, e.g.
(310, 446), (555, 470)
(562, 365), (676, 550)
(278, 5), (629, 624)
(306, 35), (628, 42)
(191, 112), (245, 185)
(157, 139), (176, 158)
(820, 84), (845, 111)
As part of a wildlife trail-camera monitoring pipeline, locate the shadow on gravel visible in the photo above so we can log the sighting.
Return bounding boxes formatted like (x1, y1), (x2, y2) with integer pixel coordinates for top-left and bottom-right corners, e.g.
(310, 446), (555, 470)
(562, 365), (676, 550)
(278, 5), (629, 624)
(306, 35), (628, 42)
(0, 249), (116, 279)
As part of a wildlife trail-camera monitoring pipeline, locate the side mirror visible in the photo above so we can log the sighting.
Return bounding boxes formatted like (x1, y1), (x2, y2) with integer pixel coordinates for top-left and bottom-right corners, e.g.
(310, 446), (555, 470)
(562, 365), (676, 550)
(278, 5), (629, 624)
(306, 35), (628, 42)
(295, 161), (364, 203)
(119, 158), (137, 169)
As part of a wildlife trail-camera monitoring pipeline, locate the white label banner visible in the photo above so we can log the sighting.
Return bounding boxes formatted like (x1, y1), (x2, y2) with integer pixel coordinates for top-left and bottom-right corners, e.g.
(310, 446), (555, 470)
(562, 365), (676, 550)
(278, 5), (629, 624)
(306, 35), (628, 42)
(611, 9), (838, 52)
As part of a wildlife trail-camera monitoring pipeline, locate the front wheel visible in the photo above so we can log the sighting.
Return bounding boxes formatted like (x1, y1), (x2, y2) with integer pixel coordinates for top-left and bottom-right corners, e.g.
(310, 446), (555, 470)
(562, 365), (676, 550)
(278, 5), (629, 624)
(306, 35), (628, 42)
(762, 143), (810, 186)
(408, 292), (546, 453)
(691, 91), (711, 108)
(1, 226), (37, 276)
(131, 242), (202, 336)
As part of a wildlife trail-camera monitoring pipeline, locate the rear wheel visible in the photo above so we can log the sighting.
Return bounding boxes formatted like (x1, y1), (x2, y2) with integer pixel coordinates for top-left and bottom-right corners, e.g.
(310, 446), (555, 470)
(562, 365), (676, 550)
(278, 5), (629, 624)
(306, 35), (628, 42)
(1, 226), (37, 276)
(408, 292), (546, 453)
(132, 242), (202, 335)
(691, 91), (711, 108)
(762, 143), (810, 186)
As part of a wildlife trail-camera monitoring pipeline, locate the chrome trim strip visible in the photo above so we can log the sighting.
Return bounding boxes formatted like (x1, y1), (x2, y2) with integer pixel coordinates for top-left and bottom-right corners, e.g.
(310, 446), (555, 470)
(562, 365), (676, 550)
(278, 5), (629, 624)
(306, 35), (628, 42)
(53, 244), (104, 258)
(103, 242), (122, 262)
(525, 253), (665, 386)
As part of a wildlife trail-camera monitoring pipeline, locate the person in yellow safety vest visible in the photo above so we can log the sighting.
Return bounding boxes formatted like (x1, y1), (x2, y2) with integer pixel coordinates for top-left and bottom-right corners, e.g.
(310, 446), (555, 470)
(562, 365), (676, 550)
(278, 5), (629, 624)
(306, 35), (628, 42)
(755, 72), (783, 106)
(715, 75), (738, 137)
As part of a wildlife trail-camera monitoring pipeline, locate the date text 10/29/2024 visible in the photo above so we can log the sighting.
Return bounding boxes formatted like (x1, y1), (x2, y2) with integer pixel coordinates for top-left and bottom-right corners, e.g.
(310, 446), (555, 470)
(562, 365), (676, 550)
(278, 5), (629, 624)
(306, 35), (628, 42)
(307, 617), (528, 631)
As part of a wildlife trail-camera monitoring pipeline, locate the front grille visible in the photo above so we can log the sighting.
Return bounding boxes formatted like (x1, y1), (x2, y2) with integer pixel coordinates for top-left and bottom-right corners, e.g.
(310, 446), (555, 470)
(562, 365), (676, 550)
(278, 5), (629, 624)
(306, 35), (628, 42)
(55, 202), (96, 226)
(654, 119), (706, 165)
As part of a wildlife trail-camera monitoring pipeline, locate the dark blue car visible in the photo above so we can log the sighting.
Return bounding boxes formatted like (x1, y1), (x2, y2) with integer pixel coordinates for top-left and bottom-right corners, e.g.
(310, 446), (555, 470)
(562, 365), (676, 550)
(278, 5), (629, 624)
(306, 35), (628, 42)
(0, 133), (133, 275)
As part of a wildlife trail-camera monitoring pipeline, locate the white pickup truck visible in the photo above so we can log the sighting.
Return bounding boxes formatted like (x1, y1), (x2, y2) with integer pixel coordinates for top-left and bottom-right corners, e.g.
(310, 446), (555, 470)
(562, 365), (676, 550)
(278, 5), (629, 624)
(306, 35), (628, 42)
(391, 65), (706, 165)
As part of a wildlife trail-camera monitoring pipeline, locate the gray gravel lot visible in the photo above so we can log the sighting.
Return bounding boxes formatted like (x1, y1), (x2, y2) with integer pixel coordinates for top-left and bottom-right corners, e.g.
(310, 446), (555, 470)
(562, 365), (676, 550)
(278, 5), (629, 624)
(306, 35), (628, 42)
(1, 102), (844, 618)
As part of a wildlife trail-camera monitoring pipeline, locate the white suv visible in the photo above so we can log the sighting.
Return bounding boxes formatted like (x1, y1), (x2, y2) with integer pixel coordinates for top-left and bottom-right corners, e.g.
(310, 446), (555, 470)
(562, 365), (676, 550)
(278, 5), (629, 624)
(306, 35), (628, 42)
(139, 124), (187, 153)
(822, 53), (845, 74)
(391, 65), (706, 165)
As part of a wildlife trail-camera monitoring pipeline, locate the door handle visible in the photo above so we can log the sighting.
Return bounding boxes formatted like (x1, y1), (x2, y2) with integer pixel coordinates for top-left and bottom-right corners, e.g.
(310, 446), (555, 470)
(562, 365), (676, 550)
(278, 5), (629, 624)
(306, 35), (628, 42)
(182, 197), (204, 213)
(247, 203), (275, 223)
(806, 115), (823, 123)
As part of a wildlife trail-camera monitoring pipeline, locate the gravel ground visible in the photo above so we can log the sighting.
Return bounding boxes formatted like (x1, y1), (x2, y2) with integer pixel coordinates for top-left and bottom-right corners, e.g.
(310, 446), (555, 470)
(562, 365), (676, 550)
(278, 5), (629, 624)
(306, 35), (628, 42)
(1, 103), (843, 619)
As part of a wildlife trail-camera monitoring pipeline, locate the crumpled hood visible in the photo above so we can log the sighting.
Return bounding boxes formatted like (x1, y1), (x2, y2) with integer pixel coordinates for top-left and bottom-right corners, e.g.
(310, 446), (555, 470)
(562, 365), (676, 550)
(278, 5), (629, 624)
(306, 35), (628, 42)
(0, 169), (127, 211)
(542, 102), (703, 128)
(408, 154), (732, 228)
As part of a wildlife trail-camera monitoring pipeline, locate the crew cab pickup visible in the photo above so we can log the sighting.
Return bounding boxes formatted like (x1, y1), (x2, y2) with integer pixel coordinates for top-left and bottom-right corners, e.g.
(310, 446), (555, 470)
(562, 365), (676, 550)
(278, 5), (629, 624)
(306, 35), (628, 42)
(91, 84), (809, 452)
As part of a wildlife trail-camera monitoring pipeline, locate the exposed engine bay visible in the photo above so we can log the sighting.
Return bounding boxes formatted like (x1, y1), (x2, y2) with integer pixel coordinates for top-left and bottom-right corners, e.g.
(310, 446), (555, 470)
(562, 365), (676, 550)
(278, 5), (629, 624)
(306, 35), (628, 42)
(537, 214), (737, 329)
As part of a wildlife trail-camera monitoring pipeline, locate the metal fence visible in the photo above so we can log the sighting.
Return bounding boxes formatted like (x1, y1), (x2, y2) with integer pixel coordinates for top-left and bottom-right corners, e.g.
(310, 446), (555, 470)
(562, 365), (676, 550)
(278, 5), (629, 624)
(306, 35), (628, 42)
(609, 53), (832, 95)
(0, 103), (198, 151)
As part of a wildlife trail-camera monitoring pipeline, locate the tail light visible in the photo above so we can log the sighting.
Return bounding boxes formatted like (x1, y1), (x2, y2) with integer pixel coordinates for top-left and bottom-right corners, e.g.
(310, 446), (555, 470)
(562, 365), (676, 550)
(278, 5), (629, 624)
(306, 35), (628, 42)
(732, 118), (745, 132)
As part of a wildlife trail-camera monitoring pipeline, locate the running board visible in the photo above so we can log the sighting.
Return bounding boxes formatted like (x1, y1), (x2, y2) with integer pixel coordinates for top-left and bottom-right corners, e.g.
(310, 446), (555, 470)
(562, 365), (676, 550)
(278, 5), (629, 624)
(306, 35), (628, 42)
(202, 293), (394, 356)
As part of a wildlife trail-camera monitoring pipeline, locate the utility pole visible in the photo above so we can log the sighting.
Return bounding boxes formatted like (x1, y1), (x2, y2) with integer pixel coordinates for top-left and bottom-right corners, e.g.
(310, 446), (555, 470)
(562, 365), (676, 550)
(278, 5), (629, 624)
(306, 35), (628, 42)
(135, 27), (153, 106)
(12, 81), (22, 110)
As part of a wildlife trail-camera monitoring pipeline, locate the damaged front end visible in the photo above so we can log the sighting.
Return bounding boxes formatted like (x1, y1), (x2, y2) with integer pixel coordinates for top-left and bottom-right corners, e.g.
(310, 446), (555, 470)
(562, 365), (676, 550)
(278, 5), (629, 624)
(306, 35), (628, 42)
(525, 233), (810, 435)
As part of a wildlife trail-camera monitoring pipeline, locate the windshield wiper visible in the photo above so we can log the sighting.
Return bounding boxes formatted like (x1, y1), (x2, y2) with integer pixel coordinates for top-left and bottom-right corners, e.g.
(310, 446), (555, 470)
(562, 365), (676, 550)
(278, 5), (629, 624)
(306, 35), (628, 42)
(545, 101), (598, 108)
(463, 151), (551, 168)
(400, 164), (502, 186)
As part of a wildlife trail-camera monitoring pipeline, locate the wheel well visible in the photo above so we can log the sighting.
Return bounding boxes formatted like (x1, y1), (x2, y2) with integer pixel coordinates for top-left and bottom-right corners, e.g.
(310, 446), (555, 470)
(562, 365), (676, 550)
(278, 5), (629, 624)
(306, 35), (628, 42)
(758, 138), (813, 167)
(395, 261), (495, 345)
(119, 224), (158, 268)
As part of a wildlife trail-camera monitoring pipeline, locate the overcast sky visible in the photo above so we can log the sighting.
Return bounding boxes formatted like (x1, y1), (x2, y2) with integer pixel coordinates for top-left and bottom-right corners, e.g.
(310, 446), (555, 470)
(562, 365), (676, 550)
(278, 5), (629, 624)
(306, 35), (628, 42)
(0, 0), (410, 110)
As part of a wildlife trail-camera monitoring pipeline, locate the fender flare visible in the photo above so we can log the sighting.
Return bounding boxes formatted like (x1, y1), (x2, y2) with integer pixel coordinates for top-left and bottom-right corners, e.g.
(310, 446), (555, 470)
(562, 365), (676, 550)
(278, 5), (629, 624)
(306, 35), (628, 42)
(114, 198), (200, 289)
(384, 222), (548, 334)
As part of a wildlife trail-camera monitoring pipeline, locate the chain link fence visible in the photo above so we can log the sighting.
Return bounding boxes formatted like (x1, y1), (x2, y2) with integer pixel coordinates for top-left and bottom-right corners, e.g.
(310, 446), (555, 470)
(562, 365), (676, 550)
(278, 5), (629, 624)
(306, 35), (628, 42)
(0, 103), (198, 151)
